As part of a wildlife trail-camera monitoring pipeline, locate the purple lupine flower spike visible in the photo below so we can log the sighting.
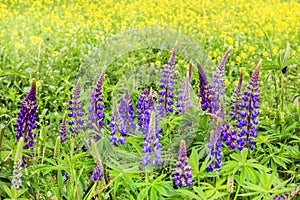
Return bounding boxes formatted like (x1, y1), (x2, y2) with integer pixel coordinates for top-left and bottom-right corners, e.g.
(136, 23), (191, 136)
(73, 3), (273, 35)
(16, 79), (38, 167)
(236, 60), (261, 150)
(137, 89), (151, 135)
(141, 109), (162, 167)
(60, 115), (67, 143)
(118, 90), (136, 144)
(211, 47), (231, 119)
(223, 72), (243, 150)
(176, 70), (192, 114)
(88, 67), (106, 141)
(108, 97), (122, 145)
(68, 81), (85, 138)
(197, 64), (212, 112)
(91, 161), (104, 182)
(173, 140), (193, 187)
(206, 119), (223, 172)
(158, 42), (177, 115)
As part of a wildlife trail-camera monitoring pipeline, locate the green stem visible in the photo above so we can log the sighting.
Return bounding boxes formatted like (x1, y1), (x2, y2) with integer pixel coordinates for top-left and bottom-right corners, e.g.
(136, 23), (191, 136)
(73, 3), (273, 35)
(234, 183), (241, 200)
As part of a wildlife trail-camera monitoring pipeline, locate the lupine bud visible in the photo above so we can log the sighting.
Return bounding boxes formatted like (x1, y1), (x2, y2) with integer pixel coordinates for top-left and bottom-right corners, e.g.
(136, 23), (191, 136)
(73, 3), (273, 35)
(16, 79), (38, 167)
(158, 43), (177, 115)
(54, 136), (60, 160)
(173, 140), (193, 187)
(88, 68), (106, 141)
(60, 115), (67, 143)
(12, 137), (24, 191)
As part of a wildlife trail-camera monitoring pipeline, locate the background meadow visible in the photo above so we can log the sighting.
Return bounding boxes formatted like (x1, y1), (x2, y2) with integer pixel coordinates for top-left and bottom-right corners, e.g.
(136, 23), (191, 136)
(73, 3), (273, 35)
(0, 0), (300, 199)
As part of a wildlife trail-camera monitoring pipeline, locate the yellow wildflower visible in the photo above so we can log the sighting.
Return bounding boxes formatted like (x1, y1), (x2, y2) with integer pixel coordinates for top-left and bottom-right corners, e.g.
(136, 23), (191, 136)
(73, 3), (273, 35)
(224, 79), (230, 86)
(240, 52), (247, 59)
(236, 56), (241, 62)
(30, 36), (43, 45)
(52, 51), (58, 57)
(263, 51), (269, 57)
(227, 37), (233, 45)
(272, 47), (278, 55)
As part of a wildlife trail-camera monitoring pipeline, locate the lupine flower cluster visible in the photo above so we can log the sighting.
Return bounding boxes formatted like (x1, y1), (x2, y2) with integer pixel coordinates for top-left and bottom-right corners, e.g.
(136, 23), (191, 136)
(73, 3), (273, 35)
(198, 64), (212, 112)
(16, 79), (38, 167)
(225, 61), (262, 150)
(108, 97), (122, 145)
(118, 90), (136, 143)
(88, 68), (106, 141)
(223, 73), (244, 150)
(137, 88), (151, 135)
(176, 65), (192, 114)
(204, 48), (231, 172)
(158, 43), (177, 115)
(173, 140), (193, 187)
(91, 161), (104, 182)
(141, 109), (162, 167)
(68, 82), (85, 138)
(206, 119), (224, 172)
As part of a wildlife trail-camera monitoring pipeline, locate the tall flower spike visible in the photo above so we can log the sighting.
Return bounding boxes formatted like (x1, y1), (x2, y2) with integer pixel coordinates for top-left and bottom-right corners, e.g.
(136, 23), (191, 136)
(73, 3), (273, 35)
(158, 42), (177, 115)
(108, 97), (122, 145)
(176, 70), (192, 114)
(223, 72), (244, 150)
(118, 90), (136, 144)
(16, 79), (38, 167)
(234, 60), (262, 150)
(88, 67), (106, 141)
(60, 115), (67, 143)
(210, 47), (231, 120)
(141, 110), (162, 167)
(197, 64), (212, 112)
(206, 119), (223, 172)
(68, 81), (85, 138)
(137, 88), (151, 135)
(173, 140), (193, 187)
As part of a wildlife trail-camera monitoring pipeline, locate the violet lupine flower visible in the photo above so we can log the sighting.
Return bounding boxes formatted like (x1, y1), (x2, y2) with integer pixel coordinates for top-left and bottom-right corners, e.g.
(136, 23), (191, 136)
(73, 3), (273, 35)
(60, 115), (67, 143)
(16, 79), (38, 167)
(68, 82), (84, 138)
(223, 73), (244, 150)
(137, 88), (151, 135)
(206, 119), (223, 172)
(158, 43), (177, 115)
(141, 110), (162, 167)
(118, 90), (136, 144)
(108, 98), (122, 145)
(88, 68), (106, 142)
(173, 140), (193, 187)
(91, 161), (104, 182)
(210, 47), (231, 119)
(176, 70), (192, 114)
(197, 64), (212, 112)
(234, 60), (262, 150)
